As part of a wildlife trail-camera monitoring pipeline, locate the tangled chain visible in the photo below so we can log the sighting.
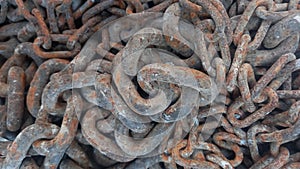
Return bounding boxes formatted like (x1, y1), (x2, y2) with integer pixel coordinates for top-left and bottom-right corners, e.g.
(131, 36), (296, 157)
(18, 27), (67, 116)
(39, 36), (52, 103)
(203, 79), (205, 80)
(0, 0), (300, 168)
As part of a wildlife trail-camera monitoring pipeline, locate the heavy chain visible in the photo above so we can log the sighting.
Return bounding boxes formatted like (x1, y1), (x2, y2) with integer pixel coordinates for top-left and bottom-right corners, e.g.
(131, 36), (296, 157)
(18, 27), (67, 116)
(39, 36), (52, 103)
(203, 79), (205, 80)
(0, 0), (300, 168)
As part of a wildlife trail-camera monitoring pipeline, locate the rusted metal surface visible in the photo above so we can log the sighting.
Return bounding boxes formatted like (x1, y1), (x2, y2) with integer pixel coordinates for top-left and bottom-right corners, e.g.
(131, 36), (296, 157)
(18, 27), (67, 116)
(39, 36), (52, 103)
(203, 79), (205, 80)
(0, 0), (299, 168)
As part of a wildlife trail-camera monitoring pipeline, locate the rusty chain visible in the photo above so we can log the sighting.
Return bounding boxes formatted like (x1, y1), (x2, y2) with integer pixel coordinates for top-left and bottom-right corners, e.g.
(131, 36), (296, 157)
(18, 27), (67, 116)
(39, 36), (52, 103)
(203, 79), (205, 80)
(0, 0), (300, 168)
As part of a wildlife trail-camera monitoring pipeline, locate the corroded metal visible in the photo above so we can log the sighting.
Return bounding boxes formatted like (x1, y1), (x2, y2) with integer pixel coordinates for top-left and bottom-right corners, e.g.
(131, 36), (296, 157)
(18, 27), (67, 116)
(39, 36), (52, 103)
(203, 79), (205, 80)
(0, 0), (299, 168)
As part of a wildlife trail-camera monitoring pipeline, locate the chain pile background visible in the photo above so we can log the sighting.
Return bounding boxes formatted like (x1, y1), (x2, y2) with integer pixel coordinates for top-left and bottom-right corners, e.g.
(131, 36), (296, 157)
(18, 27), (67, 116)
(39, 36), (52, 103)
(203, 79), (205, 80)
(0, 0), (300, 168)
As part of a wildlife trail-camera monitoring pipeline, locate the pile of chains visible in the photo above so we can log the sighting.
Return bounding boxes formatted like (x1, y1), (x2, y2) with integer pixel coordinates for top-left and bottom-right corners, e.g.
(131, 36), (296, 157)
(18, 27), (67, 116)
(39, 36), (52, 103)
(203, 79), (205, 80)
(1, 0), (300, 168)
